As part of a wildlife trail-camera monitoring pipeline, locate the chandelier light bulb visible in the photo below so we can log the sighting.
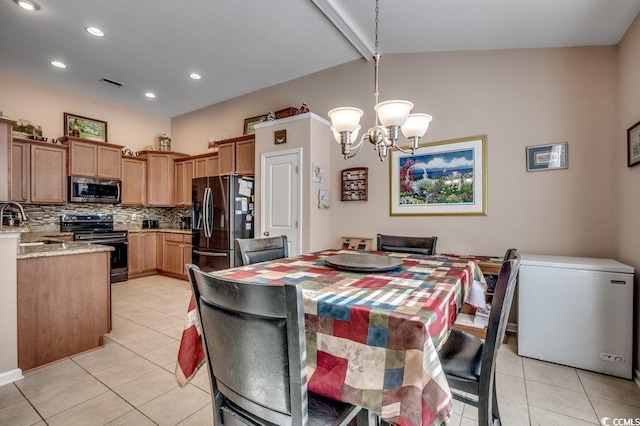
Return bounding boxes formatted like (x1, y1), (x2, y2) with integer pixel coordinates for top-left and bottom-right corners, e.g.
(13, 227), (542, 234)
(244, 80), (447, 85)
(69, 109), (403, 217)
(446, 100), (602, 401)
(401, 113), (433, 139)
(328, 107), (363, 133)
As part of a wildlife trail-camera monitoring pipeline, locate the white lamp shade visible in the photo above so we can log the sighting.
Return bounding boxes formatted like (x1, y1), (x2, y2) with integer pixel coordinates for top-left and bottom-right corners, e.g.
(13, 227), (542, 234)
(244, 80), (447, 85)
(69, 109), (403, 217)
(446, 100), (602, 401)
(374, 100), (413, 127)
(331, 125), (360, 144)
(328, 107), (363, 133)
(401, 113), (432, 138)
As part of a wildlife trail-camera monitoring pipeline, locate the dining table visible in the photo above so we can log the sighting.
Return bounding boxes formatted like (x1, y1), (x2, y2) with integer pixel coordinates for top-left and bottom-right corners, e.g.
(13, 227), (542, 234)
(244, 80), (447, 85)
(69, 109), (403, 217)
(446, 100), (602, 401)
(175, 249), (488, 426)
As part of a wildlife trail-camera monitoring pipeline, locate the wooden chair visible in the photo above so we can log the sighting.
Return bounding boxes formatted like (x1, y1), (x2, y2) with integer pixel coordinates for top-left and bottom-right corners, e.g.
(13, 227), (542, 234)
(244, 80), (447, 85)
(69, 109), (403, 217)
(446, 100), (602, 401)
(235, 235), (288, 266)
(438, 249), (521, 426)
(376, 234), (437, 255)
(186, 264), (365, 426)
(340, 236), (372, 250)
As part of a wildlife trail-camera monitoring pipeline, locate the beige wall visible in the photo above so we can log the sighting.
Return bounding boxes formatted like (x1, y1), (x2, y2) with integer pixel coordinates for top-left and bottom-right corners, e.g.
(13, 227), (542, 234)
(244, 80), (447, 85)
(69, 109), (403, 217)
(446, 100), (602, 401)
(0, 70), (170, 152)
(173, 47), (618, 258)
(617, 13), (640, 376)
(254, 113), (332, 254)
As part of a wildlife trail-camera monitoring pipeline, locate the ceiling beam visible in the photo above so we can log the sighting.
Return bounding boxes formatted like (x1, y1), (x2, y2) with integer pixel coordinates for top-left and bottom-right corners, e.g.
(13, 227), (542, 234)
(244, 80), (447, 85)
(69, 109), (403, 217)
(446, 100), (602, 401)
(311, 0), (374, 61)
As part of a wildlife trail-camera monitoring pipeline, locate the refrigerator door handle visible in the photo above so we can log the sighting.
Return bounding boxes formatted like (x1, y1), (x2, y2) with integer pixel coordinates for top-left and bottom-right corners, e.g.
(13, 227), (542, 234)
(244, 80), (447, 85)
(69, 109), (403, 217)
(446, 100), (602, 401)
(203, 187), (212, 238)
(193, 250), (228, 257)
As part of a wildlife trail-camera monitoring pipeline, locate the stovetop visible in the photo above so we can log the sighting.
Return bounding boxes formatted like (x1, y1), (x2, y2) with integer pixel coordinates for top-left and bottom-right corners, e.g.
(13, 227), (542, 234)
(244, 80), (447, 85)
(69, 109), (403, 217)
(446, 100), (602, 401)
(60, 214), (117, 233)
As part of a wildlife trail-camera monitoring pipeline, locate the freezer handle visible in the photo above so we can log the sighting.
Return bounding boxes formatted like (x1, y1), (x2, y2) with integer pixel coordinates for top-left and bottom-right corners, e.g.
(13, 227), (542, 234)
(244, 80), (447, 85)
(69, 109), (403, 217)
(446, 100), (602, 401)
(193, 250), (228, 257)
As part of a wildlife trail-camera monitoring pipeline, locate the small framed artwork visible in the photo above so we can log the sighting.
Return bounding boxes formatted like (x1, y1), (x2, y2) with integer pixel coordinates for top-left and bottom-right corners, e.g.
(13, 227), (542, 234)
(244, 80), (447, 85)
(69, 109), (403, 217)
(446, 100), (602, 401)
(318, 189), (330, 209)
(627, 120), (640, 167)
(243, 114), (268, 135)
(526, 142), (568, 172)
(274, 129), (287, 145)
(64, 113), (107, 142)
(390, 135), (487, 216)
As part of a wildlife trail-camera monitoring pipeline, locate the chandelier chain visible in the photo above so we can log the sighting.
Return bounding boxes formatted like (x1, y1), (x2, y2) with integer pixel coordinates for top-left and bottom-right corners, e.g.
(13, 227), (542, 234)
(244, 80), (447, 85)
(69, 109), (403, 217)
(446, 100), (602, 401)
(375, 0), (379, 55)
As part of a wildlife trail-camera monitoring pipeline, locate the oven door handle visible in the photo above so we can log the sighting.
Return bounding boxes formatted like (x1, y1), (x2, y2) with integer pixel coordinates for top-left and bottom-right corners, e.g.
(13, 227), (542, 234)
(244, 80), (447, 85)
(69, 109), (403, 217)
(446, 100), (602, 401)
(82, 239), (128, 245)
(193, 250), (227, 257)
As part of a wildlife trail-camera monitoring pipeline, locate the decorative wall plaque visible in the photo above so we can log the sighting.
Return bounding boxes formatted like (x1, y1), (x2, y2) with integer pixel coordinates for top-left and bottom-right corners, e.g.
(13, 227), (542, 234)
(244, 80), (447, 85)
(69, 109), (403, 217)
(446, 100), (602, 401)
(274, 129), (287, 145)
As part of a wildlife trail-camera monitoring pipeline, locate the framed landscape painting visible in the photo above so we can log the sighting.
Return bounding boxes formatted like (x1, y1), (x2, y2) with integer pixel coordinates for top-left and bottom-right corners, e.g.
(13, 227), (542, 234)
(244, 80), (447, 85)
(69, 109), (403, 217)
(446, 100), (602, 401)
(389, 135), (487, 216)
(64, 113), (107, 142)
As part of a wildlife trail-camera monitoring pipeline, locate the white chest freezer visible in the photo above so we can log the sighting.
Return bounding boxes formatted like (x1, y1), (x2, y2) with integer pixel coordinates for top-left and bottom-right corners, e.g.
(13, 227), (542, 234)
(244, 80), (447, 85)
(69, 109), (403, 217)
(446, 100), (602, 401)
(518, 254), (634, 379)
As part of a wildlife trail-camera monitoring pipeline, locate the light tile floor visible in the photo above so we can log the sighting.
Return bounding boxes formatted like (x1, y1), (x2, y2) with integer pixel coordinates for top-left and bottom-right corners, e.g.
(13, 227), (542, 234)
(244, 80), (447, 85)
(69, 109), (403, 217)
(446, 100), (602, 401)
(1, 274), (639, 425)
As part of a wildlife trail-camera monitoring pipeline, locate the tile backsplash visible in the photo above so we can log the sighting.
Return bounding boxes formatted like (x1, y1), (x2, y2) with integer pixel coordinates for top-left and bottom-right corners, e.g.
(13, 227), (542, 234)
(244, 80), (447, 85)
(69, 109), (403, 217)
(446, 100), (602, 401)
(15, 204), (190, 232)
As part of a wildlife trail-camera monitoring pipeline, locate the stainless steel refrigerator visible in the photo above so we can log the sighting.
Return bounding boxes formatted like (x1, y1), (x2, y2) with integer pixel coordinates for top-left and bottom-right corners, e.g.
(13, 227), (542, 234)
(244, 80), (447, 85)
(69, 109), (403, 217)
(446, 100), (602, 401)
(191, 174), (254, 271)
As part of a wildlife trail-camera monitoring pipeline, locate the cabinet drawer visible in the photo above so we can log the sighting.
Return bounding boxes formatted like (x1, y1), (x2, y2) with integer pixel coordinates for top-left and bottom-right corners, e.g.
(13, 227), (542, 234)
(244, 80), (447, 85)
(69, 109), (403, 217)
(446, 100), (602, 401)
(164, 233), (185, 243)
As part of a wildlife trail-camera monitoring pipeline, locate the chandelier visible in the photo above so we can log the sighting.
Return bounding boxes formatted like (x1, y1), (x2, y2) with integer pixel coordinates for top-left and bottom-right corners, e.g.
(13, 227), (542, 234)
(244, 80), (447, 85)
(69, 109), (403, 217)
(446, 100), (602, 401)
(327, 0), (432, 161)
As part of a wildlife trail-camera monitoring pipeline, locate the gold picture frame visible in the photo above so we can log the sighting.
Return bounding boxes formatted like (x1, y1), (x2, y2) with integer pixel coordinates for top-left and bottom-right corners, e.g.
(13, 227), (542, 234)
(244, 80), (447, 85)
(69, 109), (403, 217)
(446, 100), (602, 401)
(389, 135), (488, 216)
(64, 113), (107, 142)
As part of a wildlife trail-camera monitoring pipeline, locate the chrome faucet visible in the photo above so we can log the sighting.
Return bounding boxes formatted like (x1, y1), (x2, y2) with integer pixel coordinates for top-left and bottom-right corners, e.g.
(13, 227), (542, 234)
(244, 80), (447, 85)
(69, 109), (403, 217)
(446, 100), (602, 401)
(0, 202), (28, 229)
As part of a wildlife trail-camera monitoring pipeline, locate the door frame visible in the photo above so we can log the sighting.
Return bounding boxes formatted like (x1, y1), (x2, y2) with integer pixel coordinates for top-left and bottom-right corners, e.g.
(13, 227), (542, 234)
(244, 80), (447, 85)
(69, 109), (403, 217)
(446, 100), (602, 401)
(260, 147), (303, 256)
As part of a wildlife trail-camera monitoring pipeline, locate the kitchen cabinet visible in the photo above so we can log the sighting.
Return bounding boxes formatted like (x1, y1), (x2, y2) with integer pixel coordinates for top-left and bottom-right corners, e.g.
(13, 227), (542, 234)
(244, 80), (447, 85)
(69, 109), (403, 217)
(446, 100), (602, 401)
(215, 135), (255, 175)
(128, 231), (157, 278)
(137, 150), (188, 207)
(17, 251), (110, 371)
(121, 157), (146, 206)
(0, 117), (16, 201)
(10, 140), (30, 202)
(194, 153), (219, 178)
(11, 138), (67, 204)
(174, 158), (195, 206)
(61, 136), (124, 179)
(30, 142), (68, 204)
(157, 232), (191, 280)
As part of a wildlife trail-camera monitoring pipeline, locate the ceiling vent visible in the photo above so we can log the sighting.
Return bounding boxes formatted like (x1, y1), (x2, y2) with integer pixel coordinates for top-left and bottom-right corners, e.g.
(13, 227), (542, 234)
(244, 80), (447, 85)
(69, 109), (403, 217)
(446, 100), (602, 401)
(99, 78), (123, 88)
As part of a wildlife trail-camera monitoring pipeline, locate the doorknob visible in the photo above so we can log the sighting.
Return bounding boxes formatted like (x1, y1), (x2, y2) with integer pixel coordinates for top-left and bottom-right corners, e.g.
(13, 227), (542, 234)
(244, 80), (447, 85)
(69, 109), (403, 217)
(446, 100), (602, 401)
(263, 231), (270, 236)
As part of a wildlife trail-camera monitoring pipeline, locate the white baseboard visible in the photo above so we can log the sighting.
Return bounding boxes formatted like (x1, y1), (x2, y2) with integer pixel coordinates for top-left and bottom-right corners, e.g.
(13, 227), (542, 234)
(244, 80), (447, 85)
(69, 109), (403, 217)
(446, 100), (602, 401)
(634, 368), (640, 389)
(0, 368), (23, 387)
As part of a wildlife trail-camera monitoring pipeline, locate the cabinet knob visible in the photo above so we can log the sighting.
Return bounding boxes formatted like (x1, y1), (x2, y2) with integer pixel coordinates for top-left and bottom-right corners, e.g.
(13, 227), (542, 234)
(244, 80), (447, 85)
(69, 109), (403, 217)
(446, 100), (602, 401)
(263, 231), (270, 236)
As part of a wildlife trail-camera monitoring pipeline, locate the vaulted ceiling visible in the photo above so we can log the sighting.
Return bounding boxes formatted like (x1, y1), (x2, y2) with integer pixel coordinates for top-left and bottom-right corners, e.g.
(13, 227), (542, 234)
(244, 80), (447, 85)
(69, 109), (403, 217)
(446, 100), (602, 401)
(1, 0), (638, 117)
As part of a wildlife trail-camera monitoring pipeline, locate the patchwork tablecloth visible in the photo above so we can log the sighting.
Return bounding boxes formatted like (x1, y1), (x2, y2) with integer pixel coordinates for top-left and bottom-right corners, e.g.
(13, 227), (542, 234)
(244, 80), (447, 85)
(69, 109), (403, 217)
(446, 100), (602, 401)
(176, 250), (486, 426)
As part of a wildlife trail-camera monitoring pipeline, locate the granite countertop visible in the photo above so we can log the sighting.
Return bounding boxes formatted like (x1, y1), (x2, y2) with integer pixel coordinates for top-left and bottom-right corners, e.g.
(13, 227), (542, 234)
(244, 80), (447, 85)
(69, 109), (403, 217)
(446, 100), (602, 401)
(20, 231), (74, 243)
(0, 226), (30, 235)
(17, 242), (114, 260)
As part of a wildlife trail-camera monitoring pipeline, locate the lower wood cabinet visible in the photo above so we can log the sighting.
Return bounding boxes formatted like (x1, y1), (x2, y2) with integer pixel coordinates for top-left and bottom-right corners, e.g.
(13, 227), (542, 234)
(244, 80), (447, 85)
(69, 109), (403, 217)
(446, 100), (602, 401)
(128, 232), (157, 278)
(156, 232), (192, 280)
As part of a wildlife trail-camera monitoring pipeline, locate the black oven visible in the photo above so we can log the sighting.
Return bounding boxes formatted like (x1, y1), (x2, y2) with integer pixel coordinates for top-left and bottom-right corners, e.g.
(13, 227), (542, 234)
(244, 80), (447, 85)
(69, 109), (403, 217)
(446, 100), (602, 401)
(61, 214), (128, 283)
(74, 231), (128, 283)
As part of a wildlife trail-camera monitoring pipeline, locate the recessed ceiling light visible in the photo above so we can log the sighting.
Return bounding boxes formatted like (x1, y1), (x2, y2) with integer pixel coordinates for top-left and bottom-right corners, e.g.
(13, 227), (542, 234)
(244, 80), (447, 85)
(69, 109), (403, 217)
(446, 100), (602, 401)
(14, 0), (40, 11)
(189, 73), (202, 80)
(51, 61), (67, 69)
(86, 27), (105, 37)
(145, 92), (156, 99)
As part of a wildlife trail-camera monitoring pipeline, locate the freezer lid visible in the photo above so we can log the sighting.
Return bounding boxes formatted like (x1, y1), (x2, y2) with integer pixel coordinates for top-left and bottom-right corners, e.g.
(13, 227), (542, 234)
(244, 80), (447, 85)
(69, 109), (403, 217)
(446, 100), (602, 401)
(521, 254), (634, 274)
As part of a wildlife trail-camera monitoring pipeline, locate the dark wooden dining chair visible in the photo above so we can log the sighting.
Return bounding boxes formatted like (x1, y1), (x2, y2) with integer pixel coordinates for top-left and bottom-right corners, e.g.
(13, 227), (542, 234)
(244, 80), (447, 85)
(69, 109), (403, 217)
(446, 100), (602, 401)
(186, 264), (365, 426)
(437, 249), (521, 426)
(376, 234), (437, 255)
(235, 235), (288, 266)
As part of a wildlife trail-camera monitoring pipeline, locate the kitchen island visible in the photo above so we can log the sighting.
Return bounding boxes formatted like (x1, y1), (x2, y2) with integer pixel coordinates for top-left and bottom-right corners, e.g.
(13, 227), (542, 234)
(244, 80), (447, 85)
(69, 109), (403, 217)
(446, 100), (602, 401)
(17, 240), (113, 371)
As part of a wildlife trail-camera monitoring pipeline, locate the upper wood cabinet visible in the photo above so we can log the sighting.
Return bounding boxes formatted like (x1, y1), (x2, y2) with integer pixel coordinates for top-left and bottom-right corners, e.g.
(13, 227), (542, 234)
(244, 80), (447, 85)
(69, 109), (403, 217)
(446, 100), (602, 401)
(137, 150), (188, 207)
(214, 135), (255, 176)
(11, 140), (30, 202)
(30, 143), (67, 204)
(0, 117), (16, 201)
(61, 136), (124, 179)
(174, 158), (194, 207)
(121, 156), (146, 206)
(194, 153), (219, 178)
(11, 138), (67, 204)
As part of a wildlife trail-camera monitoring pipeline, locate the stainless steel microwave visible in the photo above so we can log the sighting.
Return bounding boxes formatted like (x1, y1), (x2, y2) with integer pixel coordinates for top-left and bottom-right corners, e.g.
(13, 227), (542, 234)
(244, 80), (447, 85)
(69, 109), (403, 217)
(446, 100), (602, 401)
(69, 176), (121, 204)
